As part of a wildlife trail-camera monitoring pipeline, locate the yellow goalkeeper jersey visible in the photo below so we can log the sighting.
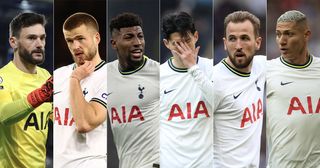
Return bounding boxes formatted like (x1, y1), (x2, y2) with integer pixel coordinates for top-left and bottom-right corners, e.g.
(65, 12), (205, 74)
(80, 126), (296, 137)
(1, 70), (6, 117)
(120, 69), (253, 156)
(0, 61), (52, 168)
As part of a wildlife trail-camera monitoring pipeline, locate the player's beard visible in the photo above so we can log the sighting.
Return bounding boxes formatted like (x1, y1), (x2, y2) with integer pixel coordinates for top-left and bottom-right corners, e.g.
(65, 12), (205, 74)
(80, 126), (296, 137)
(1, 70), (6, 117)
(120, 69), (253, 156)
(73, 46), (97, 65)
(226, 49), (254, 69)
(127, 53), (144, 68)
(18, 46), (45, 65)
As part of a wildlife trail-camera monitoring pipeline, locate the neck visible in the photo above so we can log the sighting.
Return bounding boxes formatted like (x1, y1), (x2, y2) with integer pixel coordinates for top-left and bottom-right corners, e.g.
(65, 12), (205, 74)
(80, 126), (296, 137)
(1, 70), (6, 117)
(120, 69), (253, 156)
(172, 55), (188, 69)
(282, 51), (309, 65)
(118, 57), (144, 72)
(13, 54), (37, 74)
(225, 57), (252, 73)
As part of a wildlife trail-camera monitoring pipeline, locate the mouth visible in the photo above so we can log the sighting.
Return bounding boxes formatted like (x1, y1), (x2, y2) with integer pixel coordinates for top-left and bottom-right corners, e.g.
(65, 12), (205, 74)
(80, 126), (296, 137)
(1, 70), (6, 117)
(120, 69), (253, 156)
(131, 49), (143, 59)
(280, 48), (288, 52)
(31, 49), (44, 56)
(74, 51), (85, 57)
(234, 52), (246, 57)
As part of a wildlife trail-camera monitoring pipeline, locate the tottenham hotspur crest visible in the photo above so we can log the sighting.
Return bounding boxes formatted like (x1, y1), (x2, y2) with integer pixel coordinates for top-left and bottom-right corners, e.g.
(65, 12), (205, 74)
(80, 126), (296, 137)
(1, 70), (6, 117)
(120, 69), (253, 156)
(138, 84), (145, 99)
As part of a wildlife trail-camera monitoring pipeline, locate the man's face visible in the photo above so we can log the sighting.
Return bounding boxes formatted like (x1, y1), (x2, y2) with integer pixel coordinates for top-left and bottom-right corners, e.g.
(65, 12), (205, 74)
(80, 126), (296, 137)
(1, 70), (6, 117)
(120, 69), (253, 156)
(163, 31), (198, 56)
(14, 24), (46, 65)
(63, 24), (100, 65)
(223, 20), (261, 69)
(276, 21), (308, 59)
(111, 26), (145, 66)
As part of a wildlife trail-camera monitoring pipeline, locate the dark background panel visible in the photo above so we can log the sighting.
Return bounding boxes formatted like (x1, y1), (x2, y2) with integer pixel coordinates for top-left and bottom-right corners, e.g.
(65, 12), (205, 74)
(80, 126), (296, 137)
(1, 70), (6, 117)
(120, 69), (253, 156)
(54, 0), (106, 69)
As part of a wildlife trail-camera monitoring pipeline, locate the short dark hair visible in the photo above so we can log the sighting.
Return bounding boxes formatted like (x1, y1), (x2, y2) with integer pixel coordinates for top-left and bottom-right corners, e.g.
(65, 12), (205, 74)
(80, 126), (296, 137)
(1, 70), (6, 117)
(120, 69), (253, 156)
(63, 12), (99, 32)
(161, 11), (196, 40)
(109, 12), (143, 35)
(9, 12), (46, 38)
(224, 11), (260, 37)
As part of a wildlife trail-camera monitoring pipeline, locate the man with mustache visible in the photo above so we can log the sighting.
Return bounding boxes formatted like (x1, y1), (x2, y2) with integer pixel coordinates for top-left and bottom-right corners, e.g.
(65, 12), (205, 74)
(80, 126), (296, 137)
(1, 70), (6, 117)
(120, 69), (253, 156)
(107, 12), (160, 168)
(0, 12), (53, 168)
(53, 12), (107, 168)
(212, 11), (266, 167)
(174, 11), (266, 167)
(266, 10), (320, 167)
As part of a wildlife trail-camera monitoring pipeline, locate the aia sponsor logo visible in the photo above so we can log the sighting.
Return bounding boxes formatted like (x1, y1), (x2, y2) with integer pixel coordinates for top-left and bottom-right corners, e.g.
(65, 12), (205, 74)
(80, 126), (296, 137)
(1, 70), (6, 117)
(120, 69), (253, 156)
(167, 101), (209, 121)
(288, 96), (320, 115)
(111, 105), (145, 124)
(54, 107), (75, 126)
(240, 98), (263, 128)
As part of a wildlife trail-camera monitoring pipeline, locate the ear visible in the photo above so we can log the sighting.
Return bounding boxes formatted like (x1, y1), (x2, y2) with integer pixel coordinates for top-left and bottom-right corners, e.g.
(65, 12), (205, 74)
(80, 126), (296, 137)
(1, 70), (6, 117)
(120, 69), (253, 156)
(193, 31), (199, 43)
(110, 39), (117, 49)
(305, 30), (311, 40)
(223, 37), (227, 51)
(163, 39), (171, 50)
(9, 36), (18, 49)
(95, 32), (101, 44)
(255, 36), (262, 50)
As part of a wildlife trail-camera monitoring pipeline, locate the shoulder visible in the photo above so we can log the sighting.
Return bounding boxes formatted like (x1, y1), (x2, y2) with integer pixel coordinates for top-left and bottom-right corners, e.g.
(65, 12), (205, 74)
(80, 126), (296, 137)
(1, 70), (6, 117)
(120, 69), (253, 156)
(54, 64), (73, 74)
(253, 55), (267, 64)
(36, 66), (51, 78)
(312, 55), (320, 66)
(0, 62), (13, 74)
(144, 57), (160, 72)
(145, 57), (160, 66)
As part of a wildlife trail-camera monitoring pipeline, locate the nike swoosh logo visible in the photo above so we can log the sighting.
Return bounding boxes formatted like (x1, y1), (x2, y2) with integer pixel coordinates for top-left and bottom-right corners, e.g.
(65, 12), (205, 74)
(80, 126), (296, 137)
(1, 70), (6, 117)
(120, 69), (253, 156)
(164, 89), (175, 94)
(233, 92), (242, 99)
(54, 91), (62, 95)
(280, 81), (293, 86)
(106, 92), (112, 96)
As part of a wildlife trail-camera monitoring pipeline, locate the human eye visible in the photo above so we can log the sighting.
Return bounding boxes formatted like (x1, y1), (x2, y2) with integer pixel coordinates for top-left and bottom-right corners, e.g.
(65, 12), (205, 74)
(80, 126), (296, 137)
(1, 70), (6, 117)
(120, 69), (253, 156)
(228, 36), (236, 42)
(241, 35), (250, 41)
(27, 35), (37, 40)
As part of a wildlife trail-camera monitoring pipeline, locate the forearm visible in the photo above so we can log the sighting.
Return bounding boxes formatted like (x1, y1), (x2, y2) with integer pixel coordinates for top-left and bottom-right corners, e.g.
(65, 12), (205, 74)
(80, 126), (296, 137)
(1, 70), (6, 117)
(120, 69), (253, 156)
(0, 98), (34, 125)
(188, 65), (214, 107)
(69, 78), (98, 133)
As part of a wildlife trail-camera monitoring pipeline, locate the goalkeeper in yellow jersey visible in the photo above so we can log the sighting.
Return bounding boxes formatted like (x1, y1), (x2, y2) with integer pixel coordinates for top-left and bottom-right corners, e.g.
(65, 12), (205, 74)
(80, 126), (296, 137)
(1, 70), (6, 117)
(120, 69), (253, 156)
(0, 12), (53, 168)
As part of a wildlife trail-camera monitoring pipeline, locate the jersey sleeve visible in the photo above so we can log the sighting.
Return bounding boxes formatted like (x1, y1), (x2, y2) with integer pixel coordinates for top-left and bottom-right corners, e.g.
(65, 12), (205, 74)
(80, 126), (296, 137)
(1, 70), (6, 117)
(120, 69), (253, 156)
(0, 75), (34, 125)
(188, 64), (214, 109)
(90, 79), (107, 110)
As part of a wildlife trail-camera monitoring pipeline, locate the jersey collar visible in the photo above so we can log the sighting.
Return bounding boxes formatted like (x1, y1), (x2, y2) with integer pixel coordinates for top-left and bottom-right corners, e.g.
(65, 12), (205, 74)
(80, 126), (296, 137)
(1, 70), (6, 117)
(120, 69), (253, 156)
(280, 54), (312, 69)
(168, 56), (199, 73)
(118, 55), (147, 75)
(222, 59), (251, 77)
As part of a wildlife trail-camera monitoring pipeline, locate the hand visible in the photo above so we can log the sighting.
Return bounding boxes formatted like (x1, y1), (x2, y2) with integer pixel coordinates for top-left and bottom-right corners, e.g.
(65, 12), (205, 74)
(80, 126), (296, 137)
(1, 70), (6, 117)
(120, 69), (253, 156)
(172, 41), (200, 68)
(27, 76), (53, 108)
(71, 61), (95, 81)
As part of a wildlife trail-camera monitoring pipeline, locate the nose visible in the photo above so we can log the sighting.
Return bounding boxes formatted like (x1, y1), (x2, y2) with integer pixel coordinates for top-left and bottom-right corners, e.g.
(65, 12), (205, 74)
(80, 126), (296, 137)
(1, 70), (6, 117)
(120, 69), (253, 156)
(278, 35), (287, 46)
(71, 40), (81, 50)
(235, 39), (242, 51)
(133, 36), (142, 46)
(35, 37), (45, 49)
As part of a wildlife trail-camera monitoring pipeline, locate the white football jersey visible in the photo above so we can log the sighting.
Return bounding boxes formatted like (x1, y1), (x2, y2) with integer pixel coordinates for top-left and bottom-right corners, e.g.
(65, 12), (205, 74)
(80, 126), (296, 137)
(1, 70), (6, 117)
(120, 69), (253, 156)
(160, 56), (214, 168)
(53, 61), (107, 168)
(266, 55), (320, 168)
(107, 56), (160, 168)
(213, 55), (266, 168)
